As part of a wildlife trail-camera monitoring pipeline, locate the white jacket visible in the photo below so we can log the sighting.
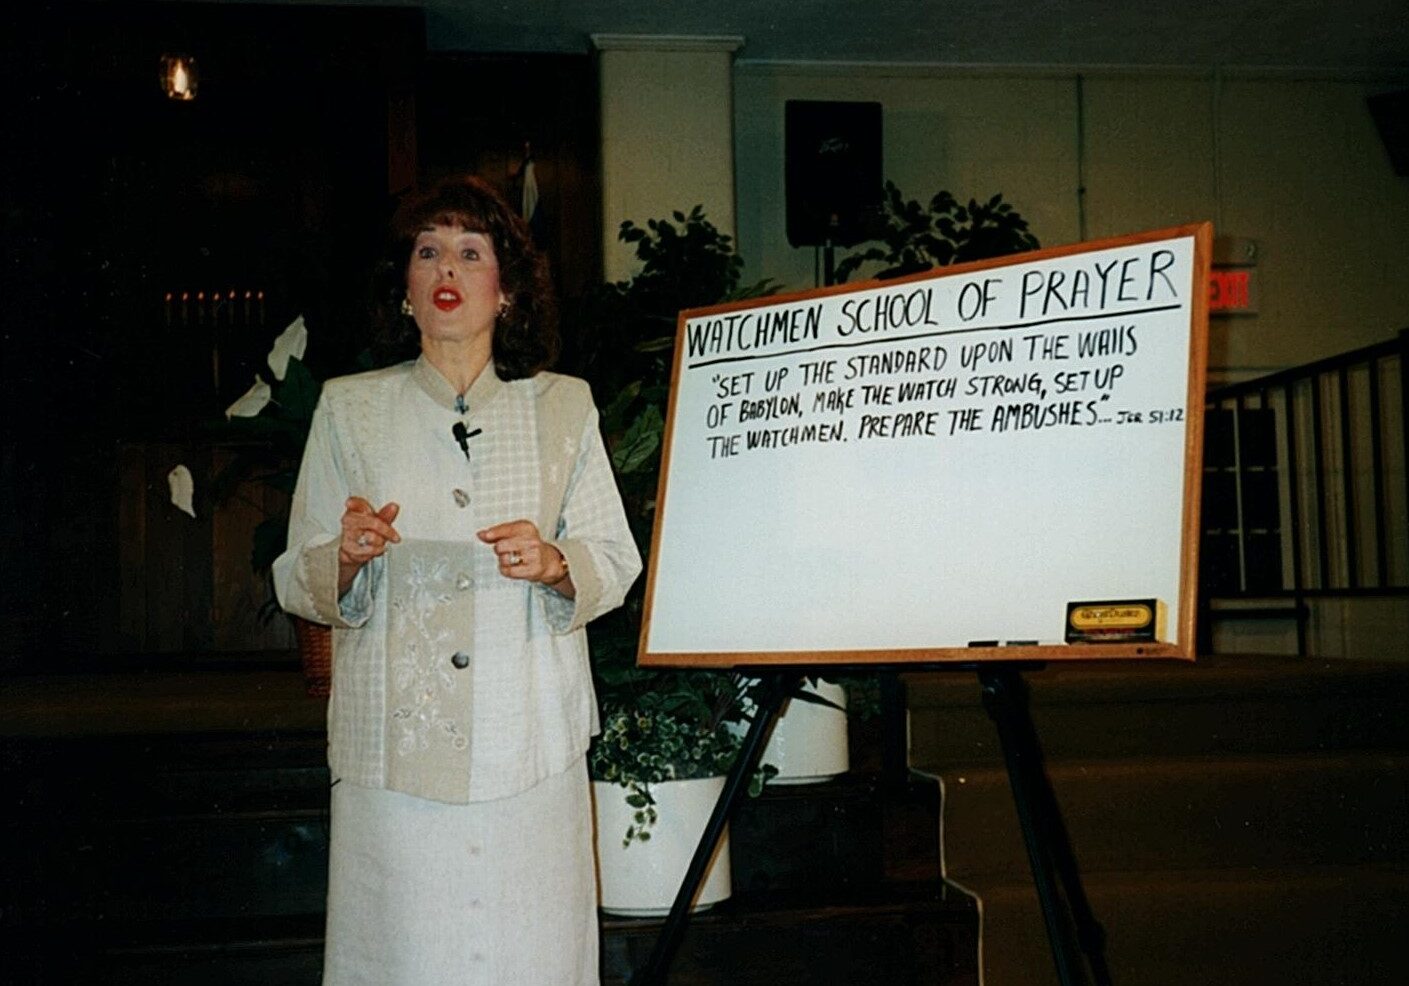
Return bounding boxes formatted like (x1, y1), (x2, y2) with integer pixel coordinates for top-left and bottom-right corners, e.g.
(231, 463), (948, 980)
(273, 357), (641, 803)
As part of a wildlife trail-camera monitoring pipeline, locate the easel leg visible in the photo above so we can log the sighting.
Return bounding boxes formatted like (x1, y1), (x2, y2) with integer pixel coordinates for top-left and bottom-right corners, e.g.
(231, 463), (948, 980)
(630, 672), (802, 986)
(978, 667), (1112, 986)
(880, 672), (910, 788)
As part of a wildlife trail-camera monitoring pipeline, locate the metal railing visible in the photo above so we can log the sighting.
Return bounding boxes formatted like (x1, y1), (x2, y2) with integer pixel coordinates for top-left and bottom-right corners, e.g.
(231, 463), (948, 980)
(1201, 330), (1409, 654)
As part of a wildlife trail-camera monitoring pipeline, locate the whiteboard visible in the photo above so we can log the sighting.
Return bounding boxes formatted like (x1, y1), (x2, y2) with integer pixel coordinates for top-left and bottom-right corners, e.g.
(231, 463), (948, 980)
(639, 224), (1211, 666)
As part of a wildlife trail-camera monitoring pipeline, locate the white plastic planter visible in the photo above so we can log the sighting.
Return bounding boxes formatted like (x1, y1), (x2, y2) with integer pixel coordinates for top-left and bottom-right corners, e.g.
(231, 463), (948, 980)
(729, 680), (850, 784)
(593, 776), (732, 917)
(767, 680), (850, 784)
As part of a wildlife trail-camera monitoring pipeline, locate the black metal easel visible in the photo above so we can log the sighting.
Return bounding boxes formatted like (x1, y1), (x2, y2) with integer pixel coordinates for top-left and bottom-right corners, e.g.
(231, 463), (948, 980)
(630, 671), (804, 986)
(978, 665), (1113, 986)
(628, 664), (1112, 986)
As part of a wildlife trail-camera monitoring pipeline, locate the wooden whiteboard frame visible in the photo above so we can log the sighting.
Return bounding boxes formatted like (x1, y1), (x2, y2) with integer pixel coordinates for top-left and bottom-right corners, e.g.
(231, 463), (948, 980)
(637, 223), (1212, 667)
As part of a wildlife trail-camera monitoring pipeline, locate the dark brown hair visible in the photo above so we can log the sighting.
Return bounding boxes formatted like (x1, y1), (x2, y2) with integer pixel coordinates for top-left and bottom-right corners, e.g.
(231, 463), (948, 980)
(374, 175), (558, 378)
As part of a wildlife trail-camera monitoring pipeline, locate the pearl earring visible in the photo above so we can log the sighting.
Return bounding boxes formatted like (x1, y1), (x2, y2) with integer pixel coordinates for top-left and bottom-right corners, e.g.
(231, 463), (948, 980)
(400, 297), (414, 317)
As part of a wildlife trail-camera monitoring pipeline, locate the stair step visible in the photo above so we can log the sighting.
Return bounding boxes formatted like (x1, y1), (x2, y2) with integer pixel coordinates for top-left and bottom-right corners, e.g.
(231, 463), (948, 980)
(5, 888), (980, 986)
(934, 751), (1409, 881)
(5, 734), (332, 926)
(907, 654), (1409, 766)
(6, 716), (957, 982)
(0, 667), (325, 737)
(731, 771), (942, 893)
(915, 658), (1409, 986)
(602, 884), (980, 986)
(2, 915), (326, 986)
(966, 864), (1409, 986)
(8, 732), (940, 927)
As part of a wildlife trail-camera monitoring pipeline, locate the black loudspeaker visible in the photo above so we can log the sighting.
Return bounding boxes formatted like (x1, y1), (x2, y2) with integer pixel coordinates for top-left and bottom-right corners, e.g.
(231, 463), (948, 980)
(1367, 89), (1409, 177)
(785, 100), (883, 248)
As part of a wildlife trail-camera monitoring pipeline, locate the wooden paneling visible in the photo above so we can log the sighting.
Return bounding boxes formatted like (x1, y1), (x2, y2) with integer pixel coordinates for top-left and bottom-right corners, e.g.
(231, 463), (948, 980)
(117, 443), (292, 653)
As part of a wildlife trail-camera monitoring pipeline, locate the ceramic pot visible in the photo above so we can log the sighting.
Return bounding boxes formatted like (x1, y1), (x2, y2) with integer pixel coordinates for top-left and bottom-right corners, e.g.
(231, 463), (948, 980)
(593, 776), (732, 916)
(729, 680), (850, 784)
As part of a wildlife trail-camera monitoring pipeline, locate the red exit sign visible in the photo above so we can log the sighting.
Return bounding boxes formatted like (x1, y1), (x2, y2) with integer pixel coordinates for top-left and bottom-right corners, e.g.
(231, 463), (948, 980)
(1209, 268), (1257, 315)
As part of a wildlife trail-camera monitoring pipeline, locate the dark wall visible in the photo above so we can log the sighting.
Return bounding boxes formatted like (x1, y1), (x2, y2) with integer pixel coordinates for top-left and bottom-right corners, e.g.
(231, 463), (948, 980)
(416, 52), (602, 362)
(5, 4), (423, 423)
(0, 5), (600, 660)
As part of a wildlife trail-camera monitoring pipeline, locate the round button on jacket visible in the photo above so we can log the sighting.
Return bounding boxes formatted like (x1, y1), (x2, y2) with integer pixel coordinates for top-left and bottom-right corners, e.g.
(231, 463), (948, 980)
(450, 651), (471, 670)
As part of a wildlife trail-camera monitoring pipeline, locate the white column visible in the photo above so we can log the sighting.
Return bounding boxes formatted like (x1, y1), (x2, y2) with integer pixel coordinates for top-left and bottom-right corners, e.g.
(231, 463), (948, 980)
(593, 35), (743, 281)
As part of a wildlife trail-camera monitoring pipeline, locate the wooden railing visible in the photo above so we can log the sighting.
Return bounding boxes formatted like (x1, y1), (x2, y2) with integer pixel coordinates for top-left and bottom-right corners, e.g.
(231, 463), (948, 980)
(1201, 330), (1409, 653)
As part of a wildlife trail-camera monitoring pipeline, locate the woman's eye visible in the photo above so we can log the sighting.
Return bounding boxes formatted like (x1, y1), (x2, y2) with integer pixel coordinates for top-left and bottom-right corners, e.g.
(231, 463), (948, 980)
(416, 245), (436, 260)
(461, 248), (480, 261)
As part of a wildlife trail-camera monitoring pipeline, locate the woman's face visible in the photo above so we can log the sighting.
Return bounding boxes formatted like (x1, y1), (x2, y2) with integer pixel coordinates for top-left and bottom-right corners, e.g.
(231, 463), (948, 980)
(405, 224), (506, 349)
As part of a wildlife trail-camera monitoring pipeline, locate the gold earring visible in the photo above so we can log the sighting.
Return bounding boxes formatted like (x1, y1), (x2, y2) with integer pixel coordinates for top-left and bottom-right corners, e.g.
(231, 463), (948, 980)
(400, 297), (414, 317)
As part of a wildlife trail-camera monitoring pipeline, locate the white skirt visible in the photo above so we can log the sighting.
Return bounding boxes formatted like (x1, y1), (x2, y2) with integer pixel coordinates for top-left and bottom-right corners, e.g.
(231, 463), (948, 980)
(323, 763), (599, 985)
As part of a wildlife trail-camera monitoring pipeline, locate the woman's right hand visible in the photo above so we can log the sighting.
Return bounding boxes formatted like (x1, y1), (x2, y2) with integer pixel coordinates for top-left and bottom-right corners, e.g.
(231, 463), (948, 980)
(338, 497), (401, 574)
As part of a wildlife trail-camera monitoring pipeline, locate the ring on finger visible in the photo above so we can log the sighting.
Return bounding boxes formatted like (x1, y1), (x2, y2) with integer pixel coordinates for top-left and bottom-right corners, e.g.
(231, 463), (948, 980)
(507, 550), (523, 566)
(356, 533), (372, 547)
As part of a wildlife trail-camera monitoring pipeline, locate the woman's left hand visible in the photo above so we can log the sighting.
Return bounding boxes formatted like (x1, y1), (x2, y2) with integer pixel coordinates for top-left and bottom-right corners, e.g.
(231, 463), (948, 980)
(477, 519), (570, 587)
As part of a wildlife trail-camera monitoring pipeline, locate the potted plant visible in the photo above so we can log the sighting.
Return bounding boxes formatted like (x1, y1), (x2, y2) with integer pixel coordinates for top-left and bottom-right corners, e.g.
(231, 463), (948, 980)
(574, 208), (778, 913)
(729, 678), (850, 784)
(588, 672), (755, 914)
(187, 315), (347, 695)
(833, 181), (1040, 284)
(207, 318), (319, 586)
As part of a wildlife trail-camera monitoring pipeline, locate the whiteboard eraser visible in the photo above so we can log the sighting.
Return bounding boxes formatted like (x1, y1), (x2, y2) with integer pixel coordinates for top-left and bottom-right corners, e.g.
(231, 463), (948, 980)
(1065, 599), (1162, 643)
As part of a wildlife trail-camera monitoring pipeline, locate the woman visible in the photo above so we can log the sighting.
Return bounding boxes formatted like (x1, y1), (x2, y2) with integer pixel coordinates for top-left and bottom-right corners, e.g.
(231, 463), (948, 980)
(273, 175), (641, 984)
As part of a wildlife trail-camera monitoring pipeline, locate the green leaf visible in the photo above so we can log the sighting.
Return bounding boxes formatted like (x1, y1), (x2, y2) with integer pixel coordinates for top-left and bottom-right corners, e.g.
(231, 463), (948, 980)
(634, 335), (676, 354)
(611, 405), (663, 475)
(835, 182), (1040, 280)
(276, 358), (321, 423)
(726, 278), (782, 302)
(601, 380), (642, 432)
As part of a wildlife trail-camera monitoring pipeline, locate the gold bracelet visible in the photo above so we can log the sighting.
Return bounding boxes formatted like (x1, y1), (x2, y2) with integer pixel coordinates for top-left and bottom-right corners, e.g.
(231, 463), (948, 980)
(547, 552), (571, 586)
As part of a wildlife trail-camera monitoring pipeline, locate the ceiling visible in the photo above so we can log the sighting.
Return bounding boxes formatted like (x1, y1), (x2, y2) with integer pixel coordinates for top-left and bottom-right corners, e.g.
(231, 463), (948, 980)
(421, 0), (1409, 71)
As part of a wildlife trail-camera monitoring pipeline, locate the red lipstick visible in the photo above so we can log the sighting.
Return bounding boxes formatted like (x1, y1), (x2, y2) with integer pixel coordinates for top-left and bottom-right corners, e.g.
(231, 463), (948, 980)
(433, 287), (462, 312)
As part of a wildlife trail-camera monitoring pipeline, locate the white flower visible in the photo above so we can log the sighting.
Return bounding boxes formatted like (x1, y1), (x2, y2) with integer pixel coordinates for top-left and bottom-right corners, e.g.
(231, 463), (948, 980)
(168, 465), (196, 518)
(267, 314), (307, 381)
(224, 376), (271, 419)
